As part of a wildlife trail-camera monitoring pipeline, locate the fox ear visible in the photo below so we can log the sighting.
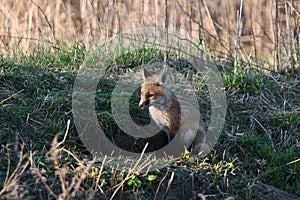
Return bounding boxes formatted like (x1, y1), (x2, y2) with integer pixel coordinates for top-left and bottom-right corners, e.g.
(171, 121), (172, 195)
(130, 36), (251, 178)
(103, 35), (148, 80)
(143, 68), (152, 81)
(156, 73), (167, 86)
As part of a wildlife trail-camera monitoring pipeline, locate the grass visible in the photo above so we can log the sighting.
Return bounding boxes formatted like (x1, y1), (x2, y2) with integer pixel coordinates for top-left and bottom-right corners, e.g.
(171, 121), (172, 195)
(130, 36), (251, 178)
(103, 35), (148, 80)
(0, 44), (299, 199)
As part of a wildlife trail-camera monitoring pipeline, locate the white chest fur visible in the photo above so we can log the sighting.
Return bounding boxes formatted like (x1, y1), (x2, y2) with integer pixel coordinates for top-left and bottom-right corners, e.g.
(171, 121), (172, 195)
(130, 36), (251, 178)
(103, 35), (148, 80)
(149, 106), (170, 128)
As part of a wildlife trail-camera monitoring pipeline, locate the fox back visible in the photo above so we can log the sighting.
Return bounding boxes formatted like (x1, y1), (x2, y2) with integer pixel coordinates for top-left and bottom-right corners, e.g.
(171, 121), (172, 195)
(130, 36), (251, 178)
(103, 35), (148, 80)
(139, 68), (207, 154)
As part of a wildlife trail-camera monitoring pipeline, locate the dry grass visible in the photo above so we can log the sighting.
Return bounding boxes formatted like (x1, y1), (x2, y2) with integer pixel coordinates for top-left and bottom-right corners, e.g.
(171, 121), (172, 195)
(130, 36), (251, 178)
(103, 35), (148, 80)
(0, 0), (299, 72)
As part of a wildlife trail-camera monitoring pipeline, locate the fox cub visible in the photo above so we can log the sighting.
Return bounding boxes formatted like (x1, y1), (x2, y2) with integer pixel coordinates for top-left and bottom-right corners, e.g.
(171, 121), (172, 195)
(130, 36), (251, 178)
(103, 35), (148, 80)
(139, 68), (207, 155)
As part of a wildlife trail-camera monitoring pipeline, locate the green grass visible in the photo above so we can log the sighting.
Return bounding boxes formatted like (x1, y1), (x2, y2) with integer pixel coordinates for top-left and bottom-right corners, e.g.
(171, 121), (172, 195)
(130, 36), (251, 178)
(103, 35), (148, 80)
(0, 45), (299, 199)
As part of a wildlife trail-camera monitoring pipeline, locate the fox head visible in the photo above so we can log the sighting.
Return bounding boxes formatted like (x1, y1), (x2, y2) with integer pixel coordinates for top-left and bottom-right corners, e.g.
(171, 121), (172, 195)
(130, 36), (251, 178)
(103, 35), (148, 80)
(139, 68), (168, 109)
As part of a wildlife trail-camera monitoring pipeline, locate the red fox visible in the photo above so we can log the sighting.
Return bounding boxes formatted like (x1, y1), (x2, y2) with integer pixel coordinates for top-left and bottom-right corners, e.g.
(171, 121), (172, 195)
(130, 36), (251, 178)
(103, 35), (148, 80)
(139, 68), (208, 155)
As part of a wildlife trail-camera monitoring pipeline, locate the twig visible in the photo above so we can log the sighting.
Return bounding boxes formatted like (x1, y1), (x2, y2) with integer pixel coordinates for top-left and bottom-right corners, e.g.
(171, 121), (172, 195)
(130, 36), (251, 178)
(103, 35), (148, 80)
(109, 143), (149, 200)
(250, 116), (276, 153)
(95, 155), (107, 193)
(30, 0), (58, 45)
(32, 168), (58, 198)
(286, 1), (300, 17)
(0, 35), (60, 50)
(258, 158), (300, 179)
(154, 170), (169, 200)
(175, 0), (229, 54)
(164, 0), (168, 66)
(29, 150), (58, 198)
(3, 145), (11, 189)
(0, 89), (24, 105)
(274, 0), (280, 71)
(162, 171), (174, 200)
(249, 0), (258, 65)
(284, 0), (294, 75)
(234, 0), (243, 71)
(202, 0), (221, 44)
(0, 144), (30, 196)
(62, 148), (83, 165)
(52, 119), (70, 150)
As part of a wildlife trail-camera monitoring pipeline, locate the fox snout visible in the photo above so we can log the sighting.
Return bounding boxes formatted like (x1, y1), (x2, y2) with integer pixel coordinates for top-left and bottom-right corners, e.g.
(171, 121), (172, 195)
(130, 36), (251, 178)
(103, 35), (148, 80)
(139, 101), (150, 109)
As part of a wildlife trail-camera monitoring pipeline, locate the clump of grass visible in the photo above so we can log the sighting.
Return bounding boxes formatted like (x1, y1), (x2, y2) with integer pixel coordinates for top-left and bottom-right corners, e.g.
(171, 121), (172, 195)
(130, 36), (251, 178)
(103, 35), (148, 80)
(223, 63), (300, 196)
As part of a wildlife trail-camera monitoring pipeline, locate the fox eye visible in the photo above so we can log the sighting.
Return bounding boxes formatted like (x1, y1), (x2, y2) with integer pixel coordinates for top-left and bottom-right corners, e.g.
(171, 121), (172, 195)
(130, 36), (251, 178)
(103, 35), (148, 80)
(146, 93), (154, 98)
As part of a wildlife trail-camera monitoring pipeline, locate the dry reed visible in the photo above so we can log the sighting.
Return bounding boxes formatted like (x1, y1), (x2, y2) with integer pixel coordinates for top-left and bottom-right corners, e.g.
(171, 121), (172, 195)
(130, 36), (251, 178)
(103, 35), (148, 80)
(0, 0), (299, 72)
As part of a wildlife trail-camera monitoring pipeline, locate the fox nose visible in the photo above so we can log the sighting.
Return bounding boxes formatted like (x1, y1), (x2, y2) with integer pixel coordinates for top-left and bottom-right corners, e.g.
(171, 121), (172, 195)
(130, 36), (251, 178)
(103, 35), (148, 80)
(139, 102), (144, 108)
(139, 102), (148, 109)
